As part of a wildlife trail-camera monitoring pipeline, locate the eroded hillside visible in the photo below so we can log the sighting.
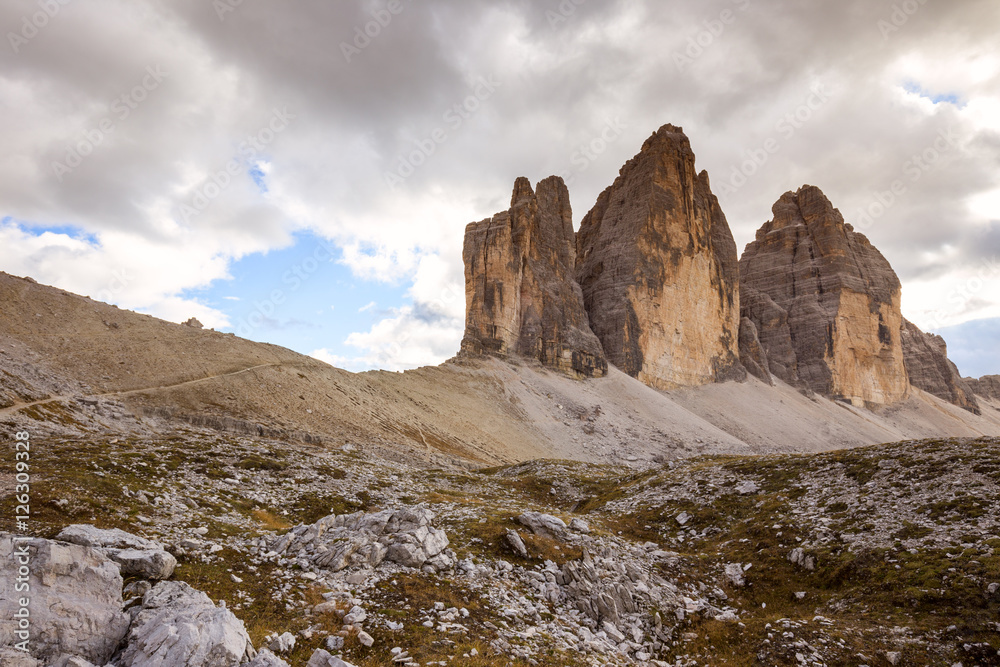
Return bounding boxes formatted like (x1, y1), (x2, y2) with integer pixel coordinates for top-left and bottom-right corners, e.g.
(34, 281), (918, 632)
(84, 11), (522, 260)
(3, 430), (999, 665)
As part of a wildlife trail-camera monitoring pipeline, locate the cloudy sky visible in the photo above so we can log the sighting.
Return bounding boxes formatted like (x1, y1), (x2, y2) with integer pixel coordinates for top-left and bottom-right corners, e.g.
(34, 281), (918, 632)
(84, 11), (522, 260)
(1, 0), (998, 377)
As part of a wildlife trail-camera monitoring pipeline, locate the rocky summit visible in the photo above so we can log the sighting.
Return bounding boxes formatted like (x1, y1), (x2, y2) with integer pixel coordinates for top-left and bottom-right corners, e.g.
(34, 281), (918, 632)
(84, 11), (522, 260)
(460, 176), (607, 378)
(740, 185), (909, 407)
(576, 125), (744, 390)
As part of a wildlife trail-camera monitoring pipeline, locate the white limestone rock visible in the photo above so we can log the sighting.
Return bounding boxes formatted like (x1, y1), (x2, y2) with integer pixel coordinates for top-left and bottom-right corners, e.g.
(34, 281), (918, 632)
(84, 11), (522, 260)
(0, 534), (130, 665)
(117, 581), (255, 667)
(516, 512), (569, 540)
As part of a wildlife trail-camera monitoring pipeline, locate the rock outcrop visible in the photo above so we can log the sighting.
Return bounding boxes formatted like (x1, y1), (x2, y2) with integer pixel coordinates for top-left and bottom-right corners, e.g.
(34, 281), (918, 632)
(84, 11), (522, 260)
(460, 176), (607, 378)
(575, 125), (744, 389)
(56, 524), (177, 580)
(900, 319), (980, 414)
(118, 580), (256, 666)
(0, 534), (130, 665)
(967, 375), (1000, 401)
(739, 185), (909, 407)
(270, 507), (455, 573)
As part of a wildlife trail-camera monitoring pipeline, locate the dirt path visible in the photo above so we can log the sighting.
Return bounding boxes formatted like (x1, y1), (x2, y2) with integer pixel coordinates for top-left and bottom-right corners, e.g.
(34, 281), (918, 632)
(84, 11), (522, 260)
(0, 362), (290, 418)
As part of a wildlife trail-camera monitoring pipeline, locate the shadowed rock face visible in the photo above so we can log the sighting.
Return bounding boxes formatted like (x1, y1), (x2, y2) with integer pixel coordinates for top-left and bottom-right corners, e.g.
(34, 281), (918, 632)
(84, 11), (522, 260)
(901, 319), (980, 414)
(575, 124), (744, 390)
(460, 176), (607, 378)
(965, 375), (1000, 401)
(740, 185), (909, 407)
(739, 317), (773, 385)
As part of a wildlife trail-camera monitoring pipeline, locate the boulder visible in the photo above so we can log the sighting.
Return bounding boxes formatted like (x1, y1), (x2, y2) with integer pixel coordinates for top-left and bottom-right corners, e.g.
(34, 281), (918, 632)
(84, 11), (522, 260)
(271, 507), (452, 573)
(56, 524), (162, 551)
(576, 124), (745, 389)
(504, 529), (528, 558)
(268, 632), (295, 654)
(110, 548), (177, 580)
(117, 581), (255, 667)
(788, 548), (816, 571)
(0, 534), (130, 665)
(724, 563), (746, 588)
(0, 647), (41, 666)
(306, 649), (357, 667)
(56, 524), (175, 579)
(460, 176), (608, 378)
(740, 185), (909, 406)
(247, 648), (292, 667)
(517, 512), (569, 540)
(900, 319), (980, 413)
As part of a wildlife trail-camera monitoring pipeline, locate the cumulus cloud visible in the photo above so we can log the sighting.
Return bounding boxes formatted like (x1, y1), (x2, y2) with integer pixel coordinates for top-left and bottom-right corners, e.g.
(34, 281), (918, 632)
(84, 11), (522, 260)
(1, 0), (998, 370)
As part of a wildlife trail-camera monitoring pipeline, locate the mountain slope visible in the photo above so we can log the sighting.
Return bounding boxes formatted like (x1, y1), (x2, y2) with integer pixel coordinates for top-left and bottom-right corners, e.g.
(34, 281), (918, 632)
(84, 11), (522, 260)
(2, 272), (999, 467)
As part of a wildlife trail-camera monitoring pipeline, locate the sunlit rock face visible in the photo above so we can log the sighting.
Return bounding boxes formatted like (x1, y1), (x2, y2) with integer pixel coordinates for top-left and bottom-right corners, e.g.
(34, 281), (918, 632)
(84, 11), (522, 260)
(575, 124), (744, 390)
(461, 176), (607, 378)
(740, 185), (909, 407)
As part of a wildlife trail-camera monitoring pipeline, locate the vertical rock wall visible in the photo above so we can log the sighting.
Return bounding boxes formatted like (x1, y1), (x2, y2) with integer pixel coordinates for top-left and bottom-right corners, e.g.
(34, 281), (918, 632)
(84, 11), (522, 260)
(575, 125), (744, 390)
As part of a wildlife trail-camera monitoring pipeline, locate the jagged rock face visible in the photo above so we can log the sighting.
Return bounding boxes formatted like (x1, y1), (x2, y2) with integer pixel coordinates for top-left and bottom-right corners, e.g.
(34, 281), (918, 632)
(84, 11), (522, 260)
(738, 317), (773, 385)
(461, 177), (607, 378)
(900, 319), (980, 414)
(740, 286), (796, 384)
(740, 185), (909, 406)
(0, 534), (130, 665)
(576, 124), (744, 390)
(966, 375), (1000, 401)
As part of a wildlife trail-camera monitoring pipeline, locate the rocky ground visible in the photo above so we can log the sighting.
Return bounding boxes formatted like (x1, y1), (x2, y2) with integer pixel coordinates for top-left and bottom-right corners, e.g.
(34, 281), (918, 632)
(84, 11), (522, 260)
(2, 426), (999, 666)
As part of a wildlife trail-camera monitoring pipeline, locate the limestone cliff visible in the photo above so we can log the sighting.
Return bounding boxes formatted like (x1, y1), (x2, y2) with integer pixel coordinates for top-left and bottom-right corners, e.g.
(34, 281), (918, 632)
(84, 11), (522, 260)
(739, 186), (909, 407)
(460, 176), (607, 377)
(575, 124), (744, 390)
(967, 375), (1000, 401)
(900, 319), (980, 414)
(739, 317), (773, 385)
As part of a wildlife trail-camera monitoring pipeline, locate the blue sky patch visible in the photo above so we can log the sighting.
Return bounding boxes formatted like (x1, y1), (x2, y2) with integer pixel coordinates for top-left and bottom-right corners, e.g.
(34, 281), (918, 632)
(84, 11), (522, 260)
(903, 81), (965, 108)
(936, 317), (1000, 378)
(248, 163), (269, 193)
(180, 231), (410, 361)
(2, 217), (101, 246)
